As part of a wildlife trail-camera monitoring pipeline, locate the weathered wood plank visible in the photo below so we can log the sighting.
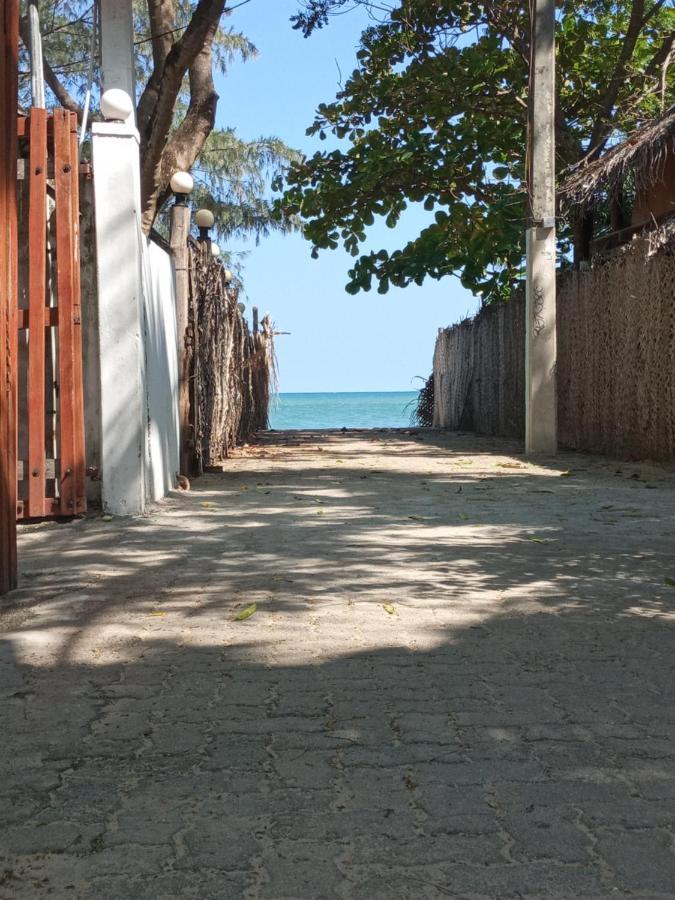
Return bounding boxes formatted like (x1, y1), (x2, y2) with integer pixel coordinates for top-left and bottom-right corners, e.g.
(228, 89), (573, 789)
(53, 110), (77, 516)
(26, 109), (48, 518)
(68, 114), (86, 514)
(0, 0), (19, 593)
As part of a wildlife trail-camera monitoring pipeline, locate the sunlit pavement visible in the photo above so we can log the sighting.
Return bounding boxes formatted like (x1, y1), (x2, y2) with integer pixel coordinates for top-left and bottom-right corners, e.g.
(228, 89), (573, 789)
(2, 430), (675, 899)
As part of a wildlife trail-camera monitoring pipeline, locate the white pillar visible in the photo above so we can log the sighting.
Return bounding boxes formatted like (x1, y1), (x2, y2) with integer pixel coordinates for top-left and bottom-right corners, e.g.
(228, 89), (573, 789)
(525, 0), (557, 454)
(91, 116), (146, 515)
(100, 0), (135, 125)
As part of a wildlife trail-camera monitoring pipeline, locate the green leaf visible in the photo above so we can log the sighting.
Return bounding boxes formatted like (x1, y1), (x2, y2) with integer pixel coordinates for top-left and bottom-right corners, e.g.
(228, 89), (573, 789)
(235, 603), (258, 621)
(382, 603), (396, 615)
(664, 577), (675, 588)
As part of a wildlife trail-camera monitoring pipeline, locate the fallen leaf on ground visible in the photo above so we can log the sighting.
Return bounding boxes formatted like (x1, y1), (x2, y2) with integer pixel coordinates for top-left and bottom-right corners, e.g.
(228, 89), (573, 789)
(408, 515), (425, 521)
(559, 471), (574, 477)
(526, 535), (547, 543)
(148, 611), (167, 617)
(316, 509), (324, 516)
(101, 515), (113, 522)
(200, 501), (216, 508)
(664, 577), (675, 588)
(382, 603), (396, 615)
(235, 603), (257, 621)
(496, 462), (525, 469)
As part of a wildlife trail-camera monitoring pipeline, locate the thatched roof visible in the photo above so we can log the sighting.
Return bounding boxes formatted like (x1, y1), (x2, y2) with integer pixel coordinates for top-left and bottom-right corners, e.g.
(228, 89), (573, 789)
(559, 106), (675, 209)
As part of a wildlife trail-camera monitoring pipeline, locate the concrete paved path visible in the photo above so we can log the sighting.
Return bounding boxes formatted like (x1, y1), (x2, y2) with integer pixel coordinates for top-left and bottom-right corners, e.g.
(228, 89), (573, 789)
(2, 430), (675, 899)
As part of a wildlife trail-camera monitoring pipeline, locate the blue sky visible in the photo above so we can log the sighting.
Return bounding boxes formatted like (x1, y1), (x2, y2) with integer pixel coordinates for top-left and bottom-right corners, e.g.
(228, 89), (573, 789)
(217, 0), (479, 393)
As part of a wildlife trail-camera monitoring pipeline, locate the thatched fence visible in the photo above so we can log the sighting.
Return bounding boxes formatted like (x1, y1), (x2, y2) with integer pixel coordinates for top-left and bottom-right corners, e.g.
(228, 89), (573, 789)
(432, 229), (675, 462)
(188, 241), (276, 471)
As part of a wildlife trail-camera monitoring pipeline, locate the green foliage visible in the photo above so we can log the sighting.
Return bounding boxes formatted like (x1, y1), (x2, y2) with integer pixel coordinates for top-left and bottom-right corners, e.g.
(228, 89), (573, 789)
(282, 1), (675, 302)
(19, 1), (297, 244)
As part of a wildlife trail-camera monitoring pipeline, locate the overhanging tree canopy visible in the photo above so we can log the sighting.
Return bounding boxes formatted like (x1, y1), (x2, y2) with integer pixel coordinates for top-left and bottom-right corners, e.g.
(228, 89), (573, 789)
(281, 1), (675, 302)
(22, 0), (298, 241)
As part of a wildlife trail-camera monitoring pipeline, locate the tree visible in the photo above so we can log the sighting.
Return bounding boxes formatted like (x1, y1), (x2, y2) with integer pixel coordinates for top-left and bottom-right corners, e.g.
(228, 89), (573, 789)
(281, 1), (675, 302)
(20, 1), (298, 239)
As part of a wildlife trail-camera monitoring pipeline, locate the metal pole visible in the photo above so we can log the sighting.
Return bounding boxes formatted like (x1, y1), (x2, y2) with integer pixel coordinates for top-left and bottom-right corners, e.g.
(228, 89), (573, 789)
(525, 0), (557, 454)
(169, 202), (192, 477)
(28, 1), (45, 109)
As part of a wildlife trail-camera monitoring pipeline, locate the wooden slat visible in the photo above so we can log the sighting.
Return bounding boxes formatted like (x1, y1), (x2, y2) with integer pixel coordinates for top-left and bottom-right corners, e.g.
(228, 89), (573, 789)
(18, 307), (58, 329)
(0, 0), (19, 594)
(26, 109), (48, 518)
(16, 498), (59, 520)
(68, 114), (86, 514)
(53, 110), (77, 516)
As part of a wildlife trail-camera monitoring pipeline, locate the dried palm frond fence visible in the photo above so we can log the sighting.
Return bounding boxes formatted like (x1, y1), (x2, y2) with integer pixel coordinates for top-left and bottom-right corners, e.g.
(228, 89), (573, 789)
(432, 227), (675, 462)
(187, 240), (276, 473)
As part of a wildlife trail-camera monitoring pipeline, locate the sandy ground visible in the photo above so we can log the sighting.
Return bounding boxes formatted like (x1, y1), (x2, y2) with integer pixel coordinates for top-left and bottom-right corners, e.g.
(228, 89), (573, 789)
(1, 429), (675, 899)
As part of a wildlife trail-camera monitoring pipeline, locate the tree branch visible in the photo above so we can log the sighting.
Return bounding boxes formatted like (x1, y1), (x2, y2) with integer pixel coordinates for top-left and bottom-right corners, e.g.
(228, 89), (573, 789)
(143, 18), (220, 230)
(137, 0), (228, 230)
(587, 0), (646, 157)
(147, 0), (177, 72)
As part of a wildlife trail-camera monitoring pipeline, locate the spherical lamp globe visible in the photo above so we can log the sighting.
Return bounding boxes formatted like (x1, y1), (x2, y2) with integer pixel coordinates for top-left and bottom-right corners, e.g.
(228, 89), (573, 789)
(100, 89), (134, 122)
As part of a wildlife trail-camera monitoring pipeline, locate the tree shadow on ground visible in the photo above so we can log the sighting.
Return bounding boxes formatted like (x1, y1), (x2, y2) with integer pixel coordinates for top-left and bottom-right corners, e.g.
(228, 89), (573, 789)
(2, 431), (674, 898)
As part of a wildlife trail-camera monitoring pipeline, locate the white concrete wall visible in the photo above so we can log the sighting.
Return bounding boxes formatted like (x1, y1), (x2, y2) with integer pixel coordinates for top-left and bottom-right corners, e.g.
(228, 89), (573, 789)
(141, 237), (179, 504)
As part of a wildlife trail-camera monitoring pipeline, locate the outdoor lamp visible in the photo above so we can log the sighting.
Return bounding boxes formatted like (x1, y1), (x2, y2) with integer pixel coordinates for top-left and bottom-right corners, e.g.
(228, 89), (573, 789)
(170, 171), (193, 205)
(224, 269), (233, 284)
(100, 88), (134, 122)
(195, 208), (215, 240)
(211, 243), (221, 257)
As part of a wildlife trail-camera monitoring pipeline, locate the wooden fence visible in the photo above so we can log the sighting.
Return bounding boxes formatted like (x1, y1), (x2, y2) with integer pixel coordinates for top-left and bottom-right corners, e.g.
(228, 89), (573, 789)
(1, 0), (19, 594)
(16, 109), (87, 519)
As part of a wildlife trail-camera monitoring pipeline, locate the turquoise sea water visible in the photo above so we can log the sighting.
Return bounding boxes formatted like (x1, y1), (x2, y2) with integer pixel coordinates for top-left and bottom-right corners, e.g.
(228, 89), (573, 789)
(269, 391), (419, 430)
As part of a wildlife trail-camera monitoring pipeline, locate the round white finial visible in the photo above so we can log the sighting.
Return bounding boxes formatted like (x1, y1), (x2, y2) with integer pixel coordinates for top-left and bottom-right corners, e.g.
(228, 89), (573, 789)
(170, 171), (194, 195)
(211, 243), (221, 257)
(224, 268), (233, 283)
(100, 89), (134, 122)
(195, 208), (215, 229)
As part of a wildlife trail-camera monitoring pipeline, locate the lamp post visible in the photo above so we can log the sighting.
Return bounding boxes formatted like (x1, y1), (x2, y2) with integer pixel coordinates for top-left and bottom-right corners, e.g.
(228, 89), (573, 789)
(195, 208), (214, 242)
(168, 170), (194, 477)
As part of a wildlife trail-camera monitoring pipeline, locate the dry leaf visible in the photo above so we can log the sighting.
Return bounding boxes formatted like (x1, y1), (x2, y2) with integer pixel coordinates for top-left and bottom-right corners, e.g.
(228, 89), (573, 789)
(497, 462), (524, 469)
(200, 501), (216, 508)
(148, 611), (167, 617)
(382, 603), (396, 615)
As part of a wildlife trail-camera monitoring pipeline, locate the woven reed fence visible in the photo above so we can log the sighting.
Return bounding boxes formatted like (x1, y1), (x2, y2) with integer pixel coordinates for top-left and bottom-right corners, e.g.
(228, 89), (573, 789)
(432, 232), (675, 461)
(189, 241), (276, 471)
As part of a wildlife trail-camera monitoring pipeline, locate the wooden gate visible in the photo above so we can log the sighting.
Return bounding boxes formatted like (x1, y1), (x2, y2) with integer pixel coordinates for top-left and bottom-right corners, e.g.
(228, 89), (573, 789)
(1, 0), (19, 594)
(16, 109), (86, 520)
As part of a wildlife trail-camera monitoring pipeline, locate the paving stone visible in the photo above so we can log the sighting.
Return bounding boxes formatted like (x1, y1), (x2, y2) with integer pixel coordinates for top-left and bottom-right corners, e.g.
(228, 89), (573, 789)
(595, 829), (675, 894)
(4, 432), (675, 898)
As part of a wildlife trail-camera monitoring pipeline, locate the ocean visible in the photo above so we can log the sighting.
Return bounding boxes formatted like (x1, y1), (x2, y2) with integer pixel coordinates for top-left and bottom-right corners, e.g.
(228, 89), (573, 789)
(268, 391), (420, 430)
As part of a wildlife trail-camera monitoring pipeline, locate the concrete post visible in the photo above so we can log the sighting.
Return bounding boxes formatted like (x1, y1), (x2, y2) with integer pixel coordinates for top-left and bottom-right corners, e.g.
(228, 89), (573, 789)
(91, 117), (146, 515)
(100, 0), (135, 124)
(525, 0), (557, 454)
(169, 203), (191, 476)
